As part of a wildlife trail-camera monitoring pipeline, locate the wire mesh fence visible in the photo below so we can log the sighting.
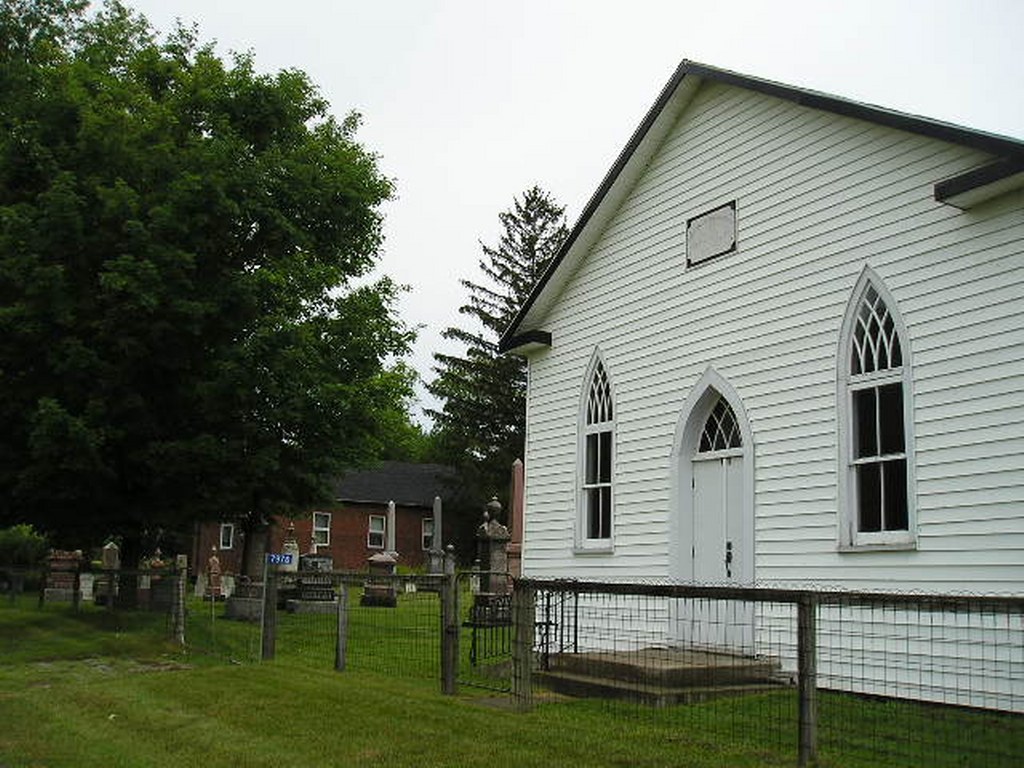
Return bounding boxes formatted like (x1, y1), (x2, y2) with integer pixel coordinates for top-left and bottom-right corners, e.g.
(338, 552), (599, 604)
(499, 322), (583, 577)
(337, 574), (442, 679)
(183, 592), (263, 663)
(457, 570), (513, 693)
(514, 579), (1024, 767)
(231, 570), (448, 681)
(814, 594), (1024, 766)
(1, 564), (189, 652)
(11, 559), (1022, 765)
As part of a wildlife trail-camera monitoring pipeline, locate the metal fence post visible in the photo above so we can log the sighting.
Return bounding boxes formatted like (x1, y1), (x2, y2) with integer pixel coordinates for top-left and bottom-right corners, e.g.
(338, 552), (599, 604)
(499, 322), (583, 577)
(441, 548), (458, 695)
(335, 582), (348, 672)
(797, 594), (818, 767)
(512, 581), (535, 712)
(171, 555), (187, 645)
(261, 571), (277, 661)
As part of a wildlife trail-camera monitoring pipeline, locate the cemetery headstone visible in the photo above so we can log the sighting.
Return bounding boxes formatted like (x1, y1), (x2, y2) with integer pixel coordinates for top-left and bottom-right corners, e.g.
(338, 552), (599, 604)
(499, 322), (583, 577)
(426, 495), (445, 575)
(225, 577), (264, 621)
(280, 524), (300, 573)
(508, 459), (525, 578)
(205, 548), (223, 600)
(78, 572), (95, 602)
(469, 499), (512, 626)
(385, 500), (397, 557)
(361, 551), (397, 607)
(274, 523), (301, 607)
(94, 541), (119, 606)
(477, 498), (511, 595)
(44, 549), (82, 603)
(101, 541), (121, 570)
(147, 549), (174, 612)
(362, 500), (399, 607)
(287, 553), (337, 613)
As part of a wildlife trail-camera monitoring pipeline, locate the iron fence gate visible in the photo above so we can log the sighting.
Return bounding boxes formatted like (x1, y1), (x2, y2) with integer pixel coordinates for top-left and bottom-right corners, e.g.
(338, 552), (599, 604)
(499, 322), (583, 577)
(456, 570), (513, 693)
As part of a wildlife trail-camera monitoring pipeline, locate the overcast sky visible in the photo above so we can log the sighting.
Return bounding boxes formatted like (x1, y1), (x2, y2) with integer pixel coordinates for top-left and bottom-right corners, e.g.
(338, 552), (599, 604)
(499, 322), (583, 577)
(122, 0), (1024, 423)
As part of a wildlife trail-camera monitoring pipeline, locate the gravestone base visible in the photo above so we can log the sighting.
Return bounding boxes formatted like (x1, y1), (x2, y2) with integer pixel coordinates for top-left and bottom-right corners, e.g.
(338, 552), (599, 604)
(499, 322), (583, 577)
(286, 598), (339, 614)
(224, 596), (262, 621)
(360, 588), (397, 608)
(275, 574), (299, 609)
(289, 569), (336, 612)
(225, 581), (264, 622)
(150, 579), (174, 612)
(361, 551), (397, 608)
(44, 588), (75, 603)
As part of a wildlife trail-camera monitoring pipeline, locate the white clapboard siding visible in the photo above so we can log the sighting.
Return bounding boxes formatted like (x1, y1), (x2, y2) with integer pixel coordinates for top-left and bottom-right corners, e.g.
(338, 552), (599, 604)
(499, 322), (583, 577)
(520, 77), (1024, 602)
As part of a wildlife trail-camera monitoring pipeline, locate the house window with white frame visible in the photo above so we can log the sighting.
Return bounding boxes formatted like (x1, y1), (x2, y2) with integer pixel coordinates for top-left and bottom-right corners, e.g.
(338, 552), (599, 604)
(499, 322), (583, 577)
(312, 512), (331, 547)
(581, 358), (614, 544)
(368, 515), (386, 549)
(219, 523), (234, 550)
(422, 517), (435, 551)
(840, 276), (915, 548)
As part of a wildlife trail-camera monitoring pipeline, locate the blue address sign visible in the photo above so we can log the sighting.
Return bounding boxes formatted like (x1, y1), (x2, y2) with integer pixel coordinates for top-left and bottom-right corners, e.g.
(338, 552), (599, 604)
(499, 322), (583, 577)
(266, 553), (294, 566)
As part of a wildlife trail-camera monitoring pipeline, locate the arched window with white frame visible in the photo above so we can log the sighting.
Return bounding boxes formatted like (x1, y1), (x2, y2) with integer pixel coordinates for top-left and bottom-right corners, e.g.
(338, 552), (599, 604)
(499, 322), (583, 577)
(838, 268), (916, 549)
(578, 354), (614, 550)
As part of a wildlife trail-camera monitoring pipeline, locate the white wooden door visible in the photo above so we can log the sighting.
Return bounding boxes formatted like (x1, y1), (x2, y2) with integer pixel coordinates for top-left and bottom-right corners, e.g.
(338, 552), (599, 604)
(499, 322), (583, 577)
(671, 394), (754, 651)
(688, 451), (752, 650)
(692, 455), (738, 583)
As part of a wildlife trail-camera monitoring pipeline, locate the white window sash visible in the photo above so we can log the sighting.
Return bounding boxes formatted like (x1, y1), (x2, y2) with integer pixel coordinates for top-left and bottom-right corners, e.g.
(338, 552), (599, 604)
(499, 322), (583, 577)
(368, 515), (385, 549)
(312, 513), (331, 546)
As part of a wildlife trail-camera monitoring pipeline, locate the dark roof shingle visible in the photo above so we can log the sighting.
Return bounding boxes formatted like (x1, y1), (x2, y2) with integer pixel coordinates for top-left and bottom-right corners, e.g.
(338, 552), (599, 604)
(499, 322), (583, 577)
(330, 461), (454, 508)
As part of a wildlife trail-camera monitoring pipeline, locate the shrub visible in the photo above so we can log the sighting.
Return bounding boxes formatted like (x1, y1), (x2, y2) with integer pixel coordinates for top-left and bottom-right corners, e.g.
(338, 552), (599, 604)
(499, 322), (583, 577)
(0, 524), (49, 566)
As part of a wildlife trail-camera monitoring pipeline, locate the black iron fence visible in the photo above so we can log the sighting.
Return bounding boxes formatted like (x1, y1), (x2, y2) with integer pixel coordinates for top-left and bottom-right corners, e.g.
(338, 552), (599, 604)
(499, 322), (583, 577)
(511, 579), (1024, 767)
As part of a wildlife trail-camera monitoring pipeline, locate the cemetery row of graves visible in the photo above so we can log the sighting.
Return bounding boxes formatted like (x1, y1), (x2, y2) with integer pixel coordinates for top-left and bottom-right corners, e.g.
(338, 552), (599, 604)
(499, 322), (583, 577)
(1, 510), (516, 695)
(3, 518), (1023, 768)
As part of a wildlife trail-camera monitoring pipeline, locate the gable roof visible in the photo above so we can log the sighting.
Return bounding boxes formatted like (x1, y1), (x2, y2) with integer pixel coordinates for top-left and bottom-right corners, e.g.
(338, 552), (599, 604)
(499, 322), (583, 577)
(329, 461), (454, 508)
(499, 60), (1024, 354)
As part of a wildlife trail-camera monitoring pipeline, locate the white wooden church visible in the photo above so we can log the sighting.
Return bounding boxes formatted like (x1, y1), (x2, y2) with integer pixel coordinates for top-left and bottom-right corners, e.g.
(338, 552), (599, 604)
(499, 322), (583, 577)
(500, 61), (1024, 711)
(500, 61), (1024, 596)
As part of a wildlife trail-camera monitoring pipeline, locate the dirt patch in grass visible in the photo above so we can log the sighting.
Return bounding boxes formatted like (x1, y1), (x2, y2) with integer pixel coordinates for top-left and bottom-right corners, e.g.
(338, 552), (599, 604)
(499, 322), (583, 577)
(467, 690), (571, 710)
(2, 656), (193, 694)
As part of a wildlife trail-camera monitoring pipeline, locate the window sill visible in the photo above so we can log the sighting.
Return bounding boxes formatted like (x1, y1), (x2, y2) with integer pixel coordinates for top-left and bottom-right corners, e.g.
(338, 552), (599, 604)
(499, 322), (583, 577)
(573, 542), (614, 555)
(838, 540), (917, 553)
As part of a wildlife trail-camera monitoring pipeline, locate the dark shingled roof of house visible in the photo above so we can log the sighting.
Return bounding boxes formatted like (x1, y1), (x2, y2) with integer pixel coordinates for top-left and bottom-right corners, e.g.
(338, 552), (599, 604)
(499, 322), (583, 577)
(330, 461), (455, 508)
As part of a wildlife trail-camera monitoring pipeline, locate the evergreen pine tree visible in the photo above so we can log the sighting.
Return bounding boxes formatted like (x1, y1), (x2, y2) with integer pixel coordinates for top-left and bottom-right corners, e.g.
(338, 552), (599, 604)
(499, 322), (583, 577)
(427, 186), (567, 555)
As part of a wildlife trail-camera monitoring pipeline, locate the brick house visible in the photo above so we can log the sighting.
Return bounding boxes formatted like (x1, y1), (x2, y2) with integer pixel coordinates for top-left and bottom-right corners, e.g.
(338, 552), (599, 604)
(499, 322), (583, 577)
(193, 461), (454, 574)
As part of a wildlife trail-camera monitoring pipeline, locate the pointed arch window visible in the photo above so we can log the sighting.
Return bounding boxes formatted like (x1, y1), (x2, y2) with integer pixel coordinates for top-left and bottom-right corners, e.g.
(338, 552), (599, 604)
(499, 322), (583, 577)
(579, 357), (614, 547)
(698, 397), (743, 453)
(839, 273), (915, 548)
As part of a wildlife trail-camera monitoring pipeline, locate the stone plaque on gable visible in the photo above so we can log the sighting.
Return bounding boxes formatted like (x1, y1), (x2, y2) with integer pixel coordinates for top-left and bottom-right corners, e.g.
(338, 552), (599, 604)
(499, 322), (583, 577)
(686, 201), (736, 266)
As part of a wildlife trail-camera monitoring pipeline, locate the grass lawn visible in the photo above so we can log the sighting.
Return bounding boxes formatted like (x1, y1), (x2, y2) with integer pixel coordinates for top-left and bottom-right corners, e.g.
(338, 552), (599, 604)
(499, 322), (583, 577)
(2, 594), (1021, 767)
(0, 595), (790, 767)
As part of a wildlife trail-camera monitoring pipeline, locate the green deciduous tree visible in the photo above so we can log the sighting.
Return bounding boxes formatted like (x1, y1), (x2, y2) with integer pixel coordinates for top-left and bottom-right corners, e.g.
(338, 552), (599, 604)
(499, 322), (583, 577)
(0, 524), (48, 566)
(0, 1), (414, 559)
(427, 186), (566, 557)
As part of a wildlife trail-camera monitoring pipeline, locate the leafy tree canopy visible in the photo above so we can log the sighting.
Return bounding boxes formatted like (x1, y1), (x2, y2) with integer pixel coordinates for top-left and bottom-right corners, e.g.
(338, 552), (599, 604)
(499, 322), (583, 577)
(0, 1), (414, 550)
(426, 186), (566, 556)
